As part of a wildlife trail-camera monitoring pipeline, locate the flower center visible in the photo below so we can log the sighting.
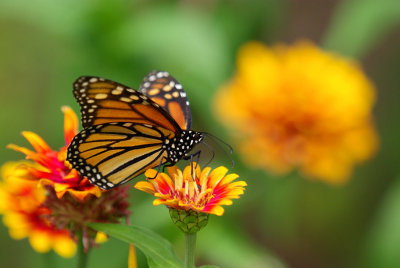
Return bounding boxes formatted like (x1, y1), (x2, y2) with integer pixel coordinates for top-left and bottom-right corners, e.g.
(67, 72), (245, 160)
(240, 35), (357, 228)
(171, 176), (212, 209)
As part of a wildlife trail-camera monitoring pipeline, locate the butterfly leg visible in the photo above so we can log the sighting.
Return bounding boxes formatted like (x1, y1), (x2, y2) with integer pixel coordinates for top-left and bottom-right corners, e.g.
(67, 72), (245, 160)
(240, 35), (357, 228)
(161, 161), (177, 173)
(184, 150), (201, 179)
(148, 156), (168, 179)
(161, 164), (171, 173)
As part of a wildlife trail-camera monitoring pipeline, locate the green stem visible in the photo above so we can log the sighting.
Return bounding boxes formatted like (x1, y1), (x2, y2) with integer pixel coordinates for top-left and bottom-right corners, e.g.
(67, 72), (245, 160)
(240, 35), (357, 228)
(77, 232), (89, 268)
(184, 232), (197, 268)
(43, 252), (55, 268)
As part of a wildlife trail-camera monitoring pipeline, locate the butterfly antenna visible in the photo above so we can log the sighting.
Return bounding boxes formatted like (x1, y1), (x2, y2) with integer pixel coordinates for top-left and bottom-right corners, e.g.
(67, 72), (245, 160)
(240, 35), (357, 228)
(201, 140), (215, 167)
(203, 132), (233, 154)
(202, 132), (234, 168)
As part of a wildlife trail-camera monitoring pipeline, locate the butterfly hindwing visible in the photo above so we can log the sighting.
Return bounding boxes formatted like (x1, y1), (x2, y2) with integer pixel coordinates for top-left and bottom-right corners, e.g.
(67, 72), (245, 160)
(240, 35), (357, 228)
(67, 122), (173, 189)
(73, 76), (181, 133)
(139, 70), (192, 130)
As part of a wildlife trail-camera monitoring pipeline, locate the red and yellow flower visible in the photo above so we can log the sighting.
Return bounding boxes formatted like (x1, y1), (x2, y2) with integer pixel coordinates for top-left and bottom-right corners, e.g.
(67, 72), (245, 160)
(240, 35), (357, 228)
(7, 106), (102, 200)
(1, 106), (130, 256)
(135, 164), (246, 216)
(215, 40), (379, 183)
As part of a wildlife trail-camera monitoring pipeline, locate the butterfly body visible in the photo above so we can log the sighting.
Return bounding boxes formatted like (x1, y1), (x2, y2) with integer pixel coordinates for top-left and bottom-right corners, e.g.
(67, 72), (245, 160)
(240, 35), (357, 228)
(67, 71), (203, 189)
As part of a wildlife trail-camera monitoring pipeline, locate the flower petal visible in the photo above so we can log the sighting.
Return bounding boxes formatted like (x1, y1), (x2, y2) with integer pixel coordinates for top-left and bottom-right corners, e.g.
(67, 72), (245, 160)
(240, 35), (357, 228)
(199, 167), (211, 185)
(7, 144), (36, 157)
(144, 169), (158, 179)
(95, 232), (108, 244)
(182, 162), (201, 179)
(204, 205), (224, 216)
(129, 244), (138, 268)
(29, 231), (52, 253)
(62, 106), (78, 146)
(53, 235), (76, 258)
(134, 181), (156, 194)
(166, 166), (179, 178)
(22, 131), (52, 154)
(218, 173), (240, 185)
(208, 166), (228, 187)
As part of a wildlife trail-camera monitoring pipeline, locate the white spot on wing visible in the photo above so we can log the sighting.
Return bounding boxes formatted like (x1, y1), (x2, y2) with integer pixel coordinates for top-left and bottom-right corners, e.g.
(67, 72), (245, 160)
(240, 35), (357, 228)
(112, 88), (123, 95)
(126, 95), (137, 101)
(95, 93), (108, 99)
(120, 97), (133, 102)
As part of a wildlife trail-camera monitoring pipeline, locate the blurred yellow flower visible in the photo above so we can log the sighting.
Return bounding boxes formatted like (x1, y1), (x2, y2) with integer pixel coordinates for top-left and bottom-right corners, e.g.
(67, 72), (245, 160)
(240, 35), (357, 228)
(215, 40), (378, 183)
(135, 163), (246, 216)
(0, 162), (76, 258)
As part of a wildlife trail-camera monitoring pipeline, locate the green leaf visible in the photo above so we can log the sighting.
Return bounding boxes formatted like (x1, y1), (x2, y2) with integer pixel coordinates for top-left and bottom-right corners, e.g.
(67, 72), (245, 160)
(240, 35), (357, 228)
(89, 223), (183, 268)
(362, 176), (400, 268)
(199, 266), (220, 268)
(322, 0), (400, 58)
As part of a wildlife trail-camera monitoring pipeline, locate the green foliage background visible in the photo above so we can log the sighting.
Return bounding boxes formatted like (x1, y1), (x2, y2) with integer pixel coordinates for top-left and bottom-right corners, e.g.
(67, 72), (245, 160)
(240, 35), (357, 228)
(1, 0), (400, 267)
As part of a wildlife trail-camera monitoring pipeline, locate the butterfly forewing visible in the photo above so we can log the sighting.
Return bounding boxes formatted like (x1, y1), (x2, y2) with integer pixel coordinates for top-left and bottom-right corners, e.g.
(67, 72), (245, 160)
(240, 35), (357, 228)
(139, 70), (192, 130)
(73, 76), (181, 133)
(67, 122), (172, 189)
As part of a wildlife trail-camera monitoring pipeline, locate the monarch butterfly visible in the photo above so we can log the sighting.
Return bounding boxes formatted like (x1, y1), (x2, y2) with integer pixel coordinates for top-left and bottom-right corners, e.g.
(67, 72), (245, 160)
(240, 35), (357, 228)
(67, 71), (204, 189)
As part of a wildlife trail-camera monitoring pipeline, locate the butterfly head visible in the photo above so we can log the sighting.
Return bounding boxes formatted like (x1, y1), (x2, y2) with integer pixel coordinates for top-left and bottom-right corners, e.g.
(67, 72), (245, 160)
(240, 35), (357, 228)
(165, 130), (204, 163)
(188, 130), (204, 144)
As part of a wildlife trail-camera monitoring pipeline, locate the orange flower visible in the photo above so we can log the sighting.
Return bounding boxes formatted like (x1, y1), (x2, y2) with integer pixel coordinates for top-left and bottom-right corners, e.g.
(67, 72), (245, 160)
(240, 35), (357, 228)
(3, 106), (130, 253)
(0, 162), (76, 258)
(215, 40), (378, 183)
(135, 163), (246, 216)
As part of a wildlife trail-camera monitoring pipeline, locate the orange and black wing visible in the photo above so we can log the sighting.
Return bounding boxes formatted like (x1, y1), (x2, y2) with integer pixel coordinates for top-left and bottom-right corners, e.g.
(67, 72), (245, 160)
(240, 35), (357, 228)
(67, 122), (174, 189)
(73, 76), (181, 133)
(139, 70), (192, 130)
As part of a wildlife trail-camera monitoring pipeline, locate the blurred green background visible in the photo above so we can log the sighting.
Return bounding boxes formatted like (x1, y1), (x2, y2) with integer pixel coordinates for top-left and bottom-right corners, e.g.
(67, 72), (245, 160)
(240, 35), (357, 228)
(1, 0), (400, 267)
